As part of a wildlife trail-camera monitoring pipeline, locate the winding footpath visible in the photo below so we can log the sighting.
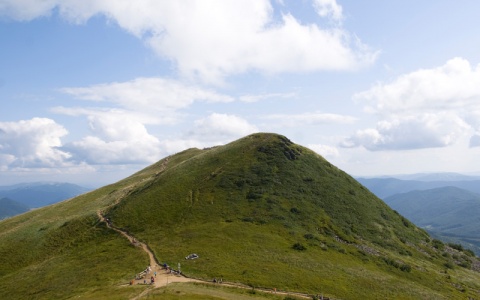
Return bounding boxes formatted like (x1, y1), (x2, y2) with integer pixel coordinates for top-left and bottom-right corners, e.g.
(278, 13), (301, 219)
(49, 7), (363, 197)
(97, 210), (199, 289)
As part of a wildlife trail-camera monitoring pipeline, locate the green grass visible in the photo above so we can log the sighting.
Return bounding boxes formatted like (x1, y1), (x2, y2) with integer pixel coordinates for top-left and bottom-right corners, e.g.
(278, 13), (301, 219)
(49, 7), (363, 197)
(144, 282), (305, 299)
(1, 133), (480, 299)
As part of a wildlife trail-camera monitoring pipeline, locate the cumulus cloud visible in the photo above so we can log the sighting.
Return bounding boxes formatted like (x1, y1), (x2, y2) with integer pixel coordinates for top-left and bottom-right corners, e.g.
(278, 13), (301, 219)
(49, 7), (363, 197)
(341, 114), (469, 151)
(313, 0), (343, 23)
(0, 118), (70, 168)
(345, 57), (480, 151)
(0, 0), (376, 83)
(62, 112), (162, 164)
(156, 113), (258, 154)
(60, 77), (234, 124)
(355, 57), (480, 115)
(239, 92), (296, 103)
(54, 78), (246, 164)
(264, 111), (356, 127)
(186, 113), (258, 143)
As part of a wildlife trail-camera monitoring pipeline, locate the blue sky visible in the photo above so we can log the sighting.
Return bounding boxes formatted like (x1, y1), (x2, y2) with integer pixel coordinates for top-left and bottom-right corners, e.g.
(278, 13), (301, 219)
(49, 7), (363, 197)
(1, 0), (480, 187)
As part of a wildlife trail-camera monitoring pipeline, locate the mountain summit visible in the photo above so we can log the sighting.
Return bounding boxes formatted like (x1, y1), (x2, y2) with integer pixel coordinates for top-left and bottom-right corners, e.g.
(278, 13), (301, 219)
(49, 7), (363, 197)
(1, 133), (479, 299)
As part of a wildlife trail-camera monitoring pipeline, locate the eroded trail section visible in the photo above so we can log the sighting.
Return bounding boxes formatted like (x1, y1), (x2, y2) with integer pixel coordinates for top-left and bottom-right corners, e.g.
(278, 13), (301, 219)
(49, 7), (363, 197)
(97, 210), (199, 289)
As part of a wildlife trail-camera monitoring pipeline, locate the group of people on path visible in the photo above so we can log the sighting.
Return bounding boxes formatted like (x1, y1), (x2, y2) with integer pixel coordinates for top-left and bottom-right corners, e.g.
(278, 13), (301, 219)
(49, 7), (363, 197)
(131, 265), (158, 285)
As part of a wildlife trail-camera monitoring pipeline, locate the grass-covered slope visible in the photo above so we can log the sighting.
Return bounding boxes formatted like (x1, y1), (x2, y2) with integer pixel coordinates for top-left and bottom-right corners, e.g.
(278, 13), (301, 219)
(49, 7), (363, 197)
(107, 133), (480, 298)
(1, 133), (480, 299)
(0, 175), (153, 299)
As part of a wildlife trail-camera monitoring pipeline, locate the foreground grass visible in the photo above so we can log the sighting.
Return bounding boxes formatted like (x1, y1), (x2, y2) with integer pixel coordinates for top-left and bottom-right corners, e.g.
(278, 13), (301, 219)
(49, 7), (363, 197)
(0, 216), (149, 300)
(143, 282), (305, 300)
(0, 172), (155, 300)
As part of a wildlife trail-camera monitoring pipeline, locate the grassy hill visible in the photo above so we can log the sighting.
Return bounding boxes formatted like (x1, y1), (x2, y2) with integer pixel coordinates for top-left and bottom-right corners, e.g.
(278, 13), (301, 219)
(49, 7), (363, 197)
(1, 133), (480, 299)
(385, 186), (480, 254)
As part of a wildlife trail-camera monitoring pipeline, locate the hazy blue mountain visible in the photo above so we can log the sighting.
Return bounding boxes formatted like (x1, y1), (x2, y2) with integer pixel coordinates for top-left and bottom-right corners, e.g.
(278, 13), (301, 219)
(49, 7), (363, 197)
(392, 172), (480, 182)
(357, 177), (480, 199)
(0, 197), (30, 219)
(384, 186), (480, 254)
(0, 182), (91, 208)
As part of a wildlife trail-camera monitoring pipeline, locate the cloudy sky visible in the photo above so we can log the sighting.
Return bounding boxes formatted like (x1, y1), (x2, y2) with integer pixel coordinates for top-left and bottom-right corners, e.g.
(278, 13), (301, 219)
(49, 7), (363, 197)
(1, 0), (480, 187)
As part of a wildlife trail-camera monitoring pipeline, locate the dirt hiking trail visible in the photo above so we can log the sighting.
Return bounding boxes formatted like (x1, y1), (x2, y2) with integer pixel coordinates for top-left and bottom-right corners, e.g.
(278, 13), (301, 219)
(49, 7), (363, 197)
(97, 210), (200, 289)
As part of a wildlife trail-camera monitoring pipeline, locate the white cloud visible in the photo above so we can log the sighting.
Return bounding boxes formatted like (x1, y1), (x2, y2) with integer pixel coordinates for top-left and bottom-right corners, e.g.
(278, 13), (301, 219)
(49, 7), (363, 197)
(0, 118), (70, 168)
(313, 0), (343, 23)
(341, 114), (469, 151)
(154, 113), (258, 155)
(355, 57), (480, 116)
(60, 77), (234, 123)
(264, 111), (356, 127)
(239, 92), (296, 103)
(307, 144), (339, 158)
(186, 113), (258, 143)
(62, 112), (162, 165)
(1, 0), (376, 83)
(346, 57), (480, 151)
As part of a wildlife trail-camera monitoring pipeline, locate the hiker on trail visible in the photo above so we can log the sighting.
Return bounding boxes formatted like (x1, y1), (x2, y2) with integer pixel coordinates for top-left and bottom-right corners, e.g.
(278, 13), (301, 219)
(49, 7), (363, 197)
(151, 276), (154, 284)
(154, 271), (157, 277)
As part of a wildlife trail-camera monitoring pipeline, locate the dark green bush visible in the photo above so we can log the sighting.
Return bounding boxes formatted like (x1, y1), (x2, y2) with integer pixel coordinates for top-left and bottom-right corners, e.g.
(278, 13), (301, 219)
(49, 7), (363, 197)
(292, 243), (306, 251)
(448, 243), (464, 251)
(432, 239), (445, 250)
(400, 264), (412, 272)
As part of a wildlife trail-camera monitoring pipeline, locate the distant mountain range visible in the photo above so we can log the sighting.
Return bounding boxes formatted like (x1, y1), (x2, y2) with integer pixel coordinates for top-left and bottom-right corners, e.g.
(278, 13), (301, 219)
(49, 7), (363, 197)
(358, 174), (480, 254)
(356, 176), (480, 199)
(384, 186), (480, 254)
(0, 197), (30, 220)
(0, 182), (91, 218)
(380, 172), (480, 182)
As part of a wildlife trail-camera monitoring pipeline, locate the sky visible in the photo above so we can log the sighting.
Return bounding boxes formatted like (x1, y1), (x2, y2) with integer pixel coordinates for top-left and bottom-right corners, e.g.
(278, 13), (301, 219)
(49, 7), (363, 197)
(1, 0), (480, 187)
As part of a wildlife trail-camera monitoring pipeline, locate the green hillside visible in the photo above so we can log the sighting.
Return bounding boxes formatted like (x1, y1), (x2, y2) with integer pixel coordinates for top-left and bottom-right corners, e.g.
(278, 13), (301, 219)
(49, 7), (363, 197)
(1, 133), (479, 299)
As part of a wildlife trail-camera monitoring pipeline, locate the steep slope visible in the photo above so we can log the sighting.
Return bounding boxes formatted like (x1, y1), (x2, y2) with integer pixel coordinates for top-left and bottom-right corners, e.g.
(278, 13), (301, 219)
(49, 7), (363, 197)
(385, 186), (480, 254)
(0, 133), (479, 300)
(0, 197), (29, 219)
